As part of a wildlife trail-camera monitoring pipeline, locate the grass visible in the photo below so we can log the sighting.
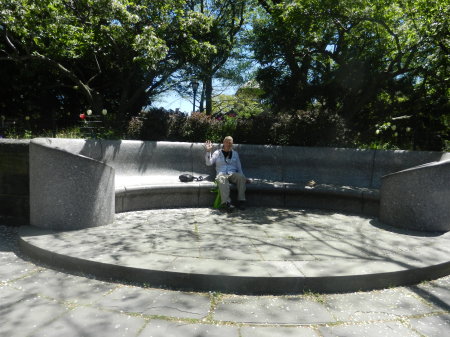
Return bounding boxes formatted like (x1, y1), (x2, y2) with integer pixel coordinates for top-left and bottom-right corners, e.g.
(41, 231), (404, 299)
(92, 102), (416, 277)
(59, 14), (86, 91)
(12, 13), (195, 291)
(303, 289), (327, 304)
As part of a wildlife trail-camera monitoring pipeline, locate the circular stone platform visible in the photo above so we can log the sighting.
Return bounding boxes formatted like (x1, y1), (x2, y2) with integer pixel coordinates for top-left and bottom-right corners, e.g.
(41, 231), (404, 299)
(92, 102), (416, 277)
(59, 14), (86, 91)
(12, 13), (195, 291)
(19, 207), (450, 294)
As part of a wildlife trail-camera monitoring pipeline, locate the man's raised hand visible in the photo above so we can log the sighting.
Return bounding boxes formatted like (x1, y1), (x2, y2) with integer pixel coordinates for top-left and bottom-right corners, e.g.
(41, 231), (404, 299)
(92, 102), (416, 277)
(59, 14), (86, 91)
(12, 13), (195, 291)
(204, 140), (213, 152)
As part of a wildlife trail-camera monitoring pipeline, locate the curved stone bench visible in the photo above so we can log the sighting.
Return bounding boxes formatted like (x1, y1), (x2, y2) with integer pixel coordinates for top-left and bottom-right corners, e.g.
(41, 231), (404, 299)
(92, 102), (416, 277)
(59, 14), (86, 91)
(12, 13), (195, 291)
(29, 138), (449, 232)
(380, 159), (450, 232)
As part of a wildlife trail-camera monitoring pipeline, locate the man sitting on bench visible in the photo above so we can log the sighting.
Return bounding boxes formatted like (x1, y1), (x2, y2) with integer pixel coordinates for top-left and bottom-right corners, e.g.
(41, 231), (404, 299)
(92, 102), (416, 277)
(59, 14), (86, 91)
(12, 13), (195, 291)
(205, 136), (247, 211)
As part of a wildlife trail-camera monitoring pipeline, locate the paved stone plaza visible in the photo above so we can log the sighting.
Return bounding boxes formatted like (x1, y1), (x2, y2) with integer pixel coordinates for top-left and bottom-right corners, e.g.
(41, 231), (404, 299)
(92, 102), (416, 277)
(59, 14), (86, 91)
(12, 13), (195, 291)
(18, 208), (450, 293)
(2, 207), (450, 336)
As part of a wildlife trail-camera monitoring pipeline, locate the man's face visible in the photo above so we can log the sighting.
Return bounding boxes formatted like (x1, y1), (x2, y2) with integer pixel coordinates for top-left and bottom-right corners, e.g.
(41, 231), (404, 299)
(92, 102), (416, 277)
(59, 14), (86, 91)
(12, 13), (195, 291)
(223, 138), (233, 151)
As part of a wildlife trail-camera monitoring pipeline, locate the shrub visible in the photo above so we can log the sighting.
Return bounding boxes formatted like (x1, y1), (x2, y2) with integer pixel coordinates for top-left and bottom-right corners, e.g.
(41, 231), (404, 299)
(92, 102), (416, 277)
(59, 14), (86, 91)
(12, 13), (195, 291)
(206, 115), (238, 142)
(182, 112), (216, 142)
(126, 108), (184, 141)
(244, 113), (274, 145)
(125, 107), (347, 147)
(167, 112), (187, 141)
(140, 108), (170, 140)
(270, 109), (346, 146)
(126, 117), (144, 139)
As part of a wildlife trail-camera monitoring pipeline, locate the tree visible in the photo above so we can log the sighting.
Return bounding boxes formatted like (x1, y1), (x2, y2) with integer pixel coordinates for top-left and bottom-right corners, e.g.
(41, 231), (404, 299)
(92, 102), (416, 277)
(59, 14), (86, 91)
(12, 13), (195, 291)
(250, 0), (449, 149)
(187, 0), (249, 115)
(212, 80), (266, 117)
(0, 0), (213, 127)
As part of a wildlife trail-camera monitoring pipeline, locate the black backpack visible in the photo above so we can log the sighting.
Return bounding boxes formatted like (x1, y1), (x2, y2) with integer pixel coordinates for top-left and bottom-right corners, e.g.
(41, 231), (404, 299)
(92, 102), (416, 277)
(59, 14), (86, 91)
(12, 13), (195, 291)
(179, 174), (203, 182)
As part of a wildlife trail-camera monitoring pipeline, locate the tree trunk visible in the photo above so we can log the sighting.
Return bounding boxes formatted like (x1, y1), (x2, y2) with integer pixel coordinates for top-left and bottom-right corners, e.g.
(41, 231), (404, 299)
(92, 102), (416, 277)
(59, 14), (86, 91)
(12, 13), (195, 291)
(205, 76), (213, 115)
(199, 83), (205, 112)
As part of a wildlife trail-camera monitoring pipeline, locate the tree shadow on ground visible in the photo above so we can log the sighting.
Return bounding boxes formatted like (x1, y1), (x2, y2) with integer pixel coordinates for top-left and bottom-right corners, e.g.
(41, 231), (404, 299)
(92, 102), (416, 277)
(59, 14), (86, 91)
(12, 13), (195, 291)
(369, 218), (445, 237)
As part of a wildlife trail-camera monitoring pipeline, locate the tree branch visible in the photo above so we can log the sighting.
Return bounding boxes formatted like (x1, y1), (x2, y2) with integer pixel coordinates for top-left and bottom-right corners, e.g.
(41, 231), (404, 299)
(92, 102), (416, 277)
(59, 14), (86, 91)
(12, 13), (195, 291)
(29, 52), (94, 104)
(86, 53), (102, 84)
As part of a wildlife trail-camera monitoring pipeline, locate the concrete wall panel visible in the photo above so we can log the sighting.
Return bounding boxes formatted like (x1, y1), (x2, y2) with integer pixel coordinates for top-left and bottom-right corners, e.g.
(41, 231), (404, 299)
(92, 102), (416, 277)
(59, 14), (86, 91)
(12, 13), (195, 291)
(380, 160), (450, 232)
(29, 141), (114, 230)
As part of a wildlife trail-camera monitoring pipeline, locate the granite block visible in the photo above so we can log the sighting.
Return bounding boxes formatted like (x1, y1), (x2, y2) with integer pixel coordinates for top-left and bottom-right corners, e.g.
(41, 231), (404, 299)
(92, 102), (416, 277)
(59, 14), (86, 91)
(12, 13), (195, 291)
(380, 159), (450, 232)
(30, 141), (115, 229)
(371, 149), (445, 188)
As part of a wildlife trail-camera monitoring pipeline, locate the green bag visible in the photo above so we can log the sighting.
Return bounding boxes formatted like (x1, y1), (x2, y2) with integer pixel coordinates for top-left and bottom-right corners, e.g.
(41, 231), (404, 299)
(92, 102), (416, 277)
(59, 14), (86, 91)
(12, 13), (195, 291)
(212, 182), (221, 209)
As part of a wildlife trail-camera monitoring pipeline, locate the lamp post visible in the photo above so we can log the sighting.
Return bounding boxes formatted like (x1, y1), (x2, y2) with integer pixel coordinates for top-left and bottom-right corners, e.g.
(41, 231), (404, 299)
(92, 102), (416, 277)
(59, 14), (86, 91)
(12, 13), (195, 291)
(191, 80), (199, 113)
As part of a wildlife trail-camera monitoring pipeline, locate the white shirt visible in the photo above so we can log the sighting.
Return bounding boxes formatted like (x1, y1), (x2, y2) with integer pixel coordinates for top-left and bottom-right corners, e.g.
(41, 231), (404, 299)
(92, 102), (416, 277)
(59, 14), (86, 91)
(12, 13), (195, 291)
(205, 149), (244, 175)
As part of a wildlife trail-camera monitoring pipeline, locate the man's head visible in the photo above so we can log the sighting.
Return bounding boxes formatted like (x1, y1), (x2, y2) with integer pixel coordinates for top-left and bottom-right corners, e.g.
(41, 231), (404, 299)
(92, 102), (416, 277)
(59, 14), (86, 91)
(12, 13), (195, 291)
(222, 136), (233, 151)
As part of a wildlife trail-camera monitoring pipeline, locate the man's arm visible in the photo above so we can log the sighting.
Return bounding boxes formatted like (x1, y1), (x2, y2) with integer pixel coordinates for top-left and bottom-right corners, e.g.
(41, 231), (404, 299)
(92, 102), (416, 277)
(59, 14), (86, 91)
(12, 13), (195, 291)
(204, 140), (216, 166)
(205, 151), (217, 166)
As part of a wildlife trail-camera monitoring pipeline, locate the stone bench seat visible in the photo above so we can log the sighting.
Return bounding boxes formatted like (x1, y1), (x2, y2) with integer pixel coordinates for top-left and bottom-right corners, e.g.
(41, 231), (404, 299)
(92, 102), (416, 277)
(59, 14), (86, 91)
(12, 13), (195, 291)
(115, 174), (380, 214)
(29, 138), (449, 231)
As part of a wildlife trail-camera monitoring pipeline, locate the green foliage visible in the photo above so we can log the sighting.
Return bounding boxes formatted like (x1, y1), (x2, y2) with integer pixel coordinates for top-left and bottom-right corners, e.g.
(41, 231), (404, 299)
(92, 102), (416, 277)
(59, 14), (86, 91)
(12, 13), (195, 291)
(125, 106), (346, 146)
(0, 0), (214, 124)
(270, 109), (346, 146)
(167, 112), (188, 141)
(126, 117), (145, 140)
(187, 0), (249, 114)
(212, 82), (267, 118)
(127, 108), (187, 141)
(250, 0), (449, 150)
(182, 112), (218, 142)
(1, 0), (448, 151)
(1, 125), (84, 139)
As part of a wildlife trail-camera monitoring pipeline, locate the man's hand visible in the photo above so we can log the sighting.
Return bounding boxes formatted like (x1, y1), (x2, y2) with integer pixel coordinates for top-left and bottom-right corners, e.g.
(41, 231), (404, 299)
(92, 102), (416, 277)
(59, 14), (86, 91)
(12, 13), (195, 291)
(204, 140), (213, 152)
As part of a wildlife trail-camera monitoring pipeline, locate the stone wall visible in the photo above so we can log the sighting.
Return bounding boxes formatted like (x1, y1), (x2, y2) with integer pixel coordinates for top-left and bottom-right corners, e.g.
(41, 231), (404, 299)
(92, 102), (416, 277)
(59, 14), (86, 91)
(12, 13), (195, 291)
(0, 140), (30, 225)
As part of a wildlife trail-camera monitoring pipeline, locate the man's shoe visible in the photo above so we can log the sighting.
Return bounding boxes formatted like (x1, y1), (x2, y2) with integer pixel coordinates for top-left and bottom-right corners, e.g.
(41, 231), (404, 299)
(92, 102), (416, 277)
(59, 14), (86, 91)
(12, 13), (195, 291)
(237, 200), (246, 210)
(220, 202), (235, 212)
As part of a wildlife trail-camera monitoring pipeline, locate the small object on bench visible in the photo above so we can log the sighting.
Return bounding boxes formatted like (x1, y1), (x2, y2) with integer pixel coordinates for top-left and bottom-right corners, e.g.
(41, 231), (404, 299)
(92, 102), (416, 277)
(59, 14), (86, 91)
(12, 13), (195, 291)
(179, 174), (203, 182)
(306, 180), (316, 188)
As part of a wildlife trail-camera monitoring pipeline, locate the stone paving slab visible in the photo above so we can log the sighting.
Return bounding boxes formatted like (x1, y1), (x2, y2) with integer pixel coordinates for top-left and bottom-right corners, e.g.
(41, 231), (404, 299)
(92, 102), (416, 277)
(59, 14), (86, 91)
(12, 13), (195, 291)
(213, 296), (335, 324)
(0, 258), (39, 283)
(1, 224), (450, 336)
(93, 286), (211, 319)
(0, 289), (70, 337)
(11, 269), (116, 305)
(324, 288), (436, 322)
(31, 306), (147, 337)
(240, 326), (319, 337)
(318, 321), (421, 337)
(139, 319), (240, 337)
(17, 208), (450, 294)
(408, 314), (450, 336)
(414, 277), (450, 310)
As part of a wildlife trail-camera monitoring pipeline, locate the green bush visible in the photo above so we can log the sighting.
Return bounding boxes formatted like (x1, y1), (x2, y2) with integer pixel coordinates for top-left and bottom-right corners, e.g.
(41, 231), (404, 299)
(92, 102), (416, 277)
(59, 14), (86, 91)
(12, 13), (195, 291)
(241, 113), (273, 145)
(182, 112), (215, 142)
(126, 108), (186, 141)
(140, 108), (170, 140)
(124, 107), (348, 146)
(270, 109), (346, 146)
(126, 117), (144, 139)
(167, 112), (187, 141)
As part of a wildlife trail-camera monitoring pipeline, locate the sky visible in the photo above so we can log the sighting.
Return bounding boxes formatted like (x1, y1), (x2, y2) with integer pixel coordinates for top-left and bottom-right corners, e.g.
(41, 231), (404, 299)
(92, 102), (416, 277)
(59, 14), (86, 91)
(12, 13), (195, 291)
(152, 90), (193, 114)
(152, 81), (239, 114)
